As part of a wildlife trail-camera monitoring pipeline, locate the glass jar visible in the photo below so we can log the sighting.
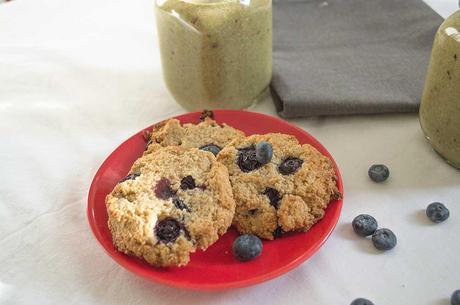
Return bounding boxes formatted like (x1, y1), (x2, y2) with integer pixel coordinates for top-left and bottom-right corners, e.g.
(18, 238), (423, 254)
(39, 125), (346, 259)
(419, 10), (460, 169)
(155, 0), (272, 110)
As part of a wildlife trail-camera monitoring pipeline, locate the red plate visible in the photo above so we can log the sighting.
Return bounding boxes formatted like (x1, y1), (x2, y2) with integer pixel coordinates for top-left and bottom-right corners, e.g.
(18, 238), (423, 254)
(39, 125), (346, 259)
(87, 110), (343, 290)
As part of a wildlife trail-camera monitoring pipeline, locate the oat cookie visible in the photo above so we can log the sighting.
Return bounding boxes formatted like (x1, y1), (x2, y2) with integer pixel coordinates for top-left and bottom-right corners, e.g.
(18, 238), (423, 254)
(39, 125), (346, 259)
(144, 111), (245, 156)
(106, 146), (235, 267)
(217, 133), (341, 240)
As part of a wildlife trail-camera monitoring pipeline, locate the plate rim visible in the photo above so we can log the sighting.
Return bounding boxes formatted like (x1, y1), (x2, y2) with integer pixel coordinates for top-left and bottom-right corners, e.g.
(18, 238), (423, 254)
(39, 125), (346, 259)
(87, 109), (344, 291)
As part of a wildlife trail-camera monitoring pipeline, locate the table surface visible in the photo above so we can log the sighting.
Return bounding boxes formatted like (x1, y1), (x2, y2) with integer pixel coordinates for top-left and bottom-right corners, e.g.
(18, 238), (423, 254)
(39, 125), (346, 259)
(0, 0), (459, 304)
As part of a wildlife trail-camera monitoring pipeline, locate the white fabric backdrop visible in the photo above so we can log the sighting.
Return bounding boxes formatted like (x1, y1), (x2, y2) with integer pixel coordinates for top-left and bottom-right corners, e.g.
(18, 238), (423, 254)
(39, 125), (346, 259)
(0, 0), (458, 304)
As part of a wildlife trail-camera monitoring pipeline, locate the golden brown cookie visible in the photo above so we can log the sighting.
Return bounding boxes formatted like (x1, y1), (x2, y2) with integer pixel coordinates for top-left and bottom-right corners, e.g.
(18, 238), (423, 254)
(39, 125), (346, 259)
(106, 146), (235, 267)
(145, 112), (245, 156)
(217, 133), (341, 240)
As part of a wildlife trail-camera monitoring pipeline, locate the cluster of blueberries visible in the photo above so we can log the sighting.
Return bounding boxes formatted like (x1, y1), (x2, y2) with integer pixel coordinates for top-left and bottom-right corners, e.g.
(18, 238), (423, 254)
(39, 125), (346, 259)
(232, 141), (304, 261)
(231, 142), (272, 261)
(350, 165), (452, 305)
(352, 214), (396, 250)
(237, 141), (303, 174)
(230, 157), (456, 305)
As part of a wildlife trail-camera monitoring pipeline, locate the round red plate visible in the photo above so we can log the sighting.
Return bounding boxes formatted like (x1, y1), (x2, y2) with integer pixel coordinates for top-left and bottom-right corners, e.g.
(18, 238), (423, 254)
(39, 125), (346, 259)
(87, 110), (344, 290)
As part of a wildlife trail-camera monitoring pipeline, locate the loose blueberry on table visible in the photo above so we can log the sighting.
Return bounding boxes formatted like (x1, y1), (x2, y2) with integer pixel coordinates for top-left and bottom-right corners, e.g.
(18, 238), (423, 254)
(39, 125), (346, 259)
(350, 298), (374, 305)
(451, 290), (460, 305)
(232, 234), (263, 262)
(352, 214), (378, 237)
(368, 164), (390, 183)
(372, 228), (397, 251)
(426, 202), (450, 223)
(255, 141), (273, 164)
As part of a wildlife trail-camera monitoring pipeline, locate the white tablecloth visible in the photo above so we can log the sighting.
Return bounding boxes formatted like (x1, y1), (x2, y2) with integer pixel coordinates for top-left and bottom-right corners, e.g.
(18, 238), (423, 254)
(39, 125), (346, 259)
(1, 0), (459, 304)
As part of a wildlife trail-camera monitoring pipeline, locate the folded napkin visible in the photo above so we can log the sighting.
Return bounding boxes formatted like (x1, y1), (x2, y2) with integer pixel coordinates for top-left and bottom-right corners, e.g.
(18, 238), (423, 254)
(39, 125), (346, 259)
(271, 0), (443, 117)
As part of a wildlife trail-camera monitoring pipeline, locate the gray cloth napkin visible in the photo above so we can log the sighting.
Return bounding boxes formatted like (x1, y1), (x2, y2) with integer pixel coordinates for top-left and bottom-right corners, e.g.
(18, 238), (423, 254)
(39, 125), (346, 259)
(271, 0), (443, 117)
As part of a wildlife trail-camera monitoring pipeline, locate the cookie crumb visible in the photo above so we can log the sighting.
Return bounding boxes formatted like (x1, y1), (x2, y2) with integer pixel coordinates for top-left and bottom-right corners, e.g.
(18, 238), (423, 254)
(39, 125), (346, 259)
(143, 130), (152, 142)
(200, 110), (214, 121)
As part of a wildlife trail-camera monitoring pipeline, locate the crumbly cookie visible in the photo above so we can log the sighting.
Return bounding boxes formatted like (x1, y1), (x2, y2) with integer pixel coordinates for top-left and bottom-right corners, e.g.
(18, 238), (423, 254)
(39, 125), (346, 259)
(217, 133), (341, 240)
(106, 145), (235, 267)
(144, 111), (245, 156)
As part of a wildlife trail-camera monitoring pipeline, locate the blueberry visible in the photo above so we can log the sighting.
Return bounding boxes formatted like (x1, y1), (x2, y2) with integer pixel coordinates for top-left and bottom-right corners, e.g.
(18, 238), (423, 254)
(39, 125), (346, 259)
(237, 146), (263, 172)
(273, 226), (283, 239)
(451, 290), (460, 305)
(372, 228), (397, 251)
(255, 141), (273, 164)
(118, 172), (140, 183)
(155, 217), (182, 243)
(199, 144), (221, 156)
(426, 202), (450, 223)
(154, 178), (176, 200)
(232, 234), (263, 261)
(172, 197), (190, 212)
(278, 157), (303, 175)
(263, 187), (281, 209)
(350, 298), (374, 305)
(180, 175), (196, 190)
(368, 164), (390, 183)
(352, 214), (378, 237)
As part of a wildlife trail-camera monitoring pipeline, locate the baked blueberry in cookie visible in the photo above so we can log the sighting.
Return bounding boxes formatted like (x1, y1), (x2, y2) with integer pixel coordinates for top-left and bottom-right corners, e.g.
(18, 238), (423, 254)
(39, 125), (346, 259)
(199, 144), (222, 156)
(180, 175), (196, 190)
(155, 217), (184, 243)
(154, 178), (176, 200)
(217, 133), (341, 240)
(278, 157), (303, 175)
(263, 188), (281, 209)
(237, 145), (263, 172)
(118, 172), (140, 183)
(106, 146), (235, 267)
(172, 197), (191, 212)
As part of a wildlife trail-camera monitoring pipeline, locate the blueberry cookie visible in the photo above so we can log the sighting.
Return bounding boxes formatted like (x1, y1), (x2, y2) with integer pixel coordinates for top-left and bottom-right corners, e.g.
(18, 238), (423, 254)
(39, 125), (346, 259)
(217, 133), (341, 240)
(144, 111), (244, 156)
(106, 145), (235, 267)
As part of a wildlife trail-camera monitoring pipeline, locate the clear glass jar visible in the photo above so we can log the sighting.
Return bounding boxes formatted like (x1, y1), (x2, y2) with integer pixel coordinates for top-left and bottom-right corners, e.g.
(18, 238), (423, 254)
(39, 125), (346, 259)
(419, 10), (460, 169)
(155, 0), (272, 110)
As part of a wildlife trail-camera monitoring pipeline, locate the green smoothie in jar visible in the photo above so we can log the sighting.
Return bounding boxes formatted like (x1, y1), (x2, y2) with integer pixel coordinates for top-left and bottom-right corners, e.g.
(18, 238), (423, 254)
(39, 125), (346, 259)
(155, 0), (272, 110)
(420, 10), (460, 169)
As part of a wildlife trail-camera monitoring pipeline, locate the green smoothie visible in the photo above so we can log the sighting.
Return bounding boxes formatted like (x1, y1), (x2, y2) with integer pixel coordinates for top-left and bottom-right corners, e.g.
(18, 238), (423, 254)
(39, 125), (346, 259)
(420, 10), (460, 169)
(155, 0), (272, 110)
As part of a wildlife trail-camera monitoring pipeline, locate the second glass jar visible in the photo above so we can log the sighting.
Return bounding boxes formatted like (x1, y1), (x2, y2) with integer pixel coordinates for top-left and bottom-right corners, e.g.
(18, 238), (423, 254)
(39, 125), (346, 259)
(155, 0), (272, 110)
(419, 10), (460, 169)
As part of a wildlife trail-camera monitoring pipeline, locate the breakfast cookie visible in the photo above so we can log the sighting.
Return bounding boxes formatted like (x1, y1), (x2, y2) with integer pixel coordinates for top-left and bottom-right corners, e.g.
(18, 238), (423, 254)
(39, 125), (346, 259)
(217, 133), (341, 240)
(144, 111), (245, 156)
(106, 145), (235, 267)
